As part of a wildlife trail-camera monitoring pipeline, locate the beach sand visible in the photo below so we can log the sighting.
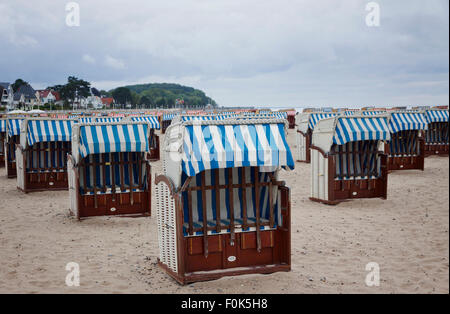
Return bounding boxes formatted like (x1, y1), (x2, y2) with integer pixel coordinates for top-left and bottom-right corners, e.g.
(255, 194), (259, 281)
(0, 131), (448, 294)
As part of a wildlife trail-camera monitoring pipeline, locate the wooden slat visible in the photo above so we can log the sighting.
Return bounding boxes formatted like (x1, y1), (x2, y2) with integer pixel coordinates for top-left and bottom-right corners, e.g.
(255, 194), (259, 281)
(92, 154), (98, 208)
(214, 169), (221, 233)
(119, 152), (125, 192)
(101, 153), (107, 193)
(201, 171), (208, 257)
(241, 167), (248, 231)
(187, 182), (194, 236)
(110, 153), (116, 201)
(228, 168), (235, 246)
(128, 152), (134, 205)
(254, 167), (261, 252)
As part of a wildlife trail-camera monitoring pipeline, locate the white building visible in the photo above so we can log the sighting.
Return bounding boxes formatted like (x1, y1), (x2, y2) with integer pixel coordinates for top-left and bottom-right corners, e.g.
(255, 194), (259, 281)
(0, 82), (14, 109)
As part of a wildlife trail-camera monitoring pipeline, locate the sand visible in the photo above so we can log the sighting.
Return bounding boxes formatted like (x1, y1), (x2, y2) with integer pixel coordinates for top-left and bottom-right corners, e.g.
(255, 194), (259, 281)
(0, 131), (448, 294)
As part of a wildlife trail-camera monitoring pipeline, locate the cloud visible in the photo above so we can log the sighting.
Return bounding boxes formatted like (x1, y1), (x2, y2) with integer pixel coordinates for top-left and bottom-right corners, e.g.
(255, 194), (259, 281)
(104, 55), (126, 70)
(82, 54), (96, 64)
(0, 0), (448, 106)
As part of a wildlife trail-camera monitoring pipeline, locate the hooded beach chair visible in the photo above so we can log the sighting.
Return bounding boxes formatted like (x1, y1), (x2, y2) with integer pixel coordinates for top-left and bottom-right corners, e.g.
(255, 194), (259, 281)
(162, 113), (176, 134)
(423, 109), (449, 156)
(296, 112), (337, 163)
(67, 121), (152, 219)
(16, 118), (74, 192)
(310, 115), (390, 204)
(155, 117), (295, 284)
(4, 118), (23, 178)
(383, 111), (428, 171)
(131, 116), (161, 161)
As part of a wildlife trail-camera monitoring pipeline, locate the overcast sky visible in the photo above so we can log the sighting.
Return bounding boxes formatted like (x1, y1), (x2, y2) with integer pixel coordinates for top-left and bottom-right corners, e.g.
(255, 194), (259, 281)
(0, 0), (448, 107)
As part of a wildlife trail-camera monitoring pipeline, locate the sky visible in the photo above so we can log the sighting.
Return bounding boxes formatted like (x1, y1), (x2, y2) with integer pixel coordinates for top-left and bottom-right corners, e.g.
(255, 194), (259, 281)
(0, 0), (448, 107)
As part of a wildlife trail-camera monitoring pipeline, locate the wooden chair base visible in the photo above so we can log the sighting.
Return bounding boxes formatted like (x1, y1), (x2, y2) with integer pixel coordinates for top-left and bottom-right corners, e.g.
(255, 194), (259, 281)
(387, 155), (424, 171)
(6, 162), (16, 178)
(160, 229), (290, 285)
(20, 172), (69, 193)
(311, 177), (387, 205)
(424, 144), (449, 157)
(77, 191), (151, 219)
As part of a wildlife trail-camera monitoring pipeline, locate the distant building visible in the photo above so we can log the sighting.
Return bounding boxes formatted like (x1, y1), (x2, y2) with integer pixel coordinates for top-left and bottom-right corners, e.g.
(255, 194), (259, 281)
(0, 82), (14, 109)
(13, 83), (37, 109)
(37, 90), (61, 105)
(101, 97), (115, 109)
(81, 95), (103, 109)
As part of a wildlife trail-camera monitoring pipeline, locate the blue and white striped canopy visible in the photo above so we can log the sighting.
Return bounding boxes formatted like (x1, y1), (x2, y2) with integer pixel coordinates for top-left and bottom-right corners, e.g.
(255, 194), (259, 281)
(26, 120), (74, 146)
(308, 113), (337, 130)
(363, 111), (387, 116)
(388, 112), (428, 133)
(181, 123), (294, 177)
(131, 116), (160, 129)
(182, 116), (216, 122)
(78, 123), (149, 159)
(163, 113), (176, 121)
(276, 112), (288, 119)
(78, 117), (93, 123)
(333, 117), (390, 145)
(0, 119), (6, 133)
(426, 110), (449, 123)
(7, 119), (23, 137)
(96, 117), (123, 123)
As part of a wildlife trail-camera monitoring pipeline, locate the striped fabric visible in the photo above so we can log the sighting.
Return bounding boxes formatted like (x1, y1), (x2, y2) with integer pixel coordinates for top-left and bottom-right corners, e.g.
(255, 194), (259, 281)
(79, 118), (93, 123)
(388, 112), (428, 133)
(308, 113), (336, 130)
(79, 152), (147, 194)
(182, 116), (216, 122)
(7, 119), (23, 137)
(388, 130), (420, 156)
(181, 168), (279, 236)
(332, 141), (381, 179)
(26, 120), (74, 146)
(333, 117), (390, 145)
(181, 115), (236, 122)
(163, 114), (176, 121)
(78, 123), (149, 159)
(181, 123), (294, 177)
(131, 116), (160, 129)
(363, 111), (386, 116)
(0, 119), (6, 133)
(425, 110), (449, 123)
(425, 122), (449, 144)
(26, 142), (70, 172)
(96, 117), (123, 123)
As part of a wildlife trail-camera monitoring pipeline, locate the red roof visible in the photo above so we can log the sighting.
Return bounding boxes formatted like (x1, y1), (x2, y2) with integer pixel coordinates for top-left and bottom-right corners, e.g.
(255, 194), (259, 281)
(101, 97), (114, 106)
(38, 90), (61, 101)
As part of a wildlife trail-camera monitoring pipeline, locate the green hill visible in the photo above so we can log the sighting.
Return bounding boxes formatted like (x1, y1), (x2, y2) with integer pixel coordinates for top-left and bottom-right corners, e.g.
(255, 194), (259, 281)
(111, 83), (217, 108)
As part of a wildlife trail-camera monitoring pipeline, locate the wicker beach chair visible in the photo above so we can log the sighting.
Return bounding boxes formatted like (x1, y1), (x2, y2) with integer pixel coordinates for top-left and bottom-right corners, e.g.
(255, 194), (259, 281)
(155, 117), (294, 284)
(310, 115), (390, 204)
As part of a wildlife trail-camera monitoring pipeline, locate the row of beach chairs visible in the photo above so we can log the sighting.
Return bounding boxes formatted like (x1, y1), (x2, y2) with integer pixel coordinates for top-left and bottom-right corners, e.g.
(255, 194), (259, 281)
(0, 108), (448, 285)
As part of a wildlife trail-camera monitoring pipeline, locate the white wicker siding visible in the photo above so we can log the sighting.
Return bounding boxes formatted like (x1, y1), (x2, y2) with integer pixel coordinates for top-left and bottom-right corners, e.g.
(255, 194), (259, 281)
(310, 149), (328, 201)
(296, 131), (307, 161)
(156, 180), (178, 274)
(67, 158), (78, 218)
(16, 147), (24, 190)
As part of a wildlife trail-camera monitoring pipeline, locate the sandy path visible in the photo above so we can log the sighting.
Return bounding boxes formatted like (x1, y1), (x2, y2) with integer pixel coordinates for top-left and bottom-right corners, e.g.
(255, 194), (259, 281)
(0, 131), (448, 293)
